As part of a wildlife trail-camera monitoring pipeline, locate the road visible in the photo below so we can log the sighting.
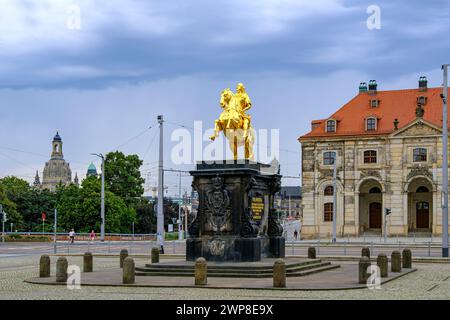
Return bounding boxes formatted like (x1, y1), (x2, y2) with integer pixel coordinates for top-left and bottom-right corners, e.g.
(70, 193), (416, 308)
(0, 240), (447, 258)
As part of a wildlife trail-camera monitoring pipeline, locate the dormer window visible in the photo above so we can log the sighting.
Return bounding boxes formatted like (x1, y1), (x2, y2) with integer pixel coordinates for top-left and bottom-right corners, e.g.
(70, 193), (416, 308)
(326, 119), (336, 133)
(417, 96), (427, 105)
(366, 117), (377, 131)
(370, 99), (380, 108)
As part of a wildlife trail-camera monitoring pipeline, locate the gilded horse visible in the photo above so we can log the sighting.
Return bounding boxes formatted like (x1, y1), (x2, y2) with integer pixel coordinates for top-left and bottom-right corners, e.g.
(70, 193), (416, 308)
(210, 83), (255, 160)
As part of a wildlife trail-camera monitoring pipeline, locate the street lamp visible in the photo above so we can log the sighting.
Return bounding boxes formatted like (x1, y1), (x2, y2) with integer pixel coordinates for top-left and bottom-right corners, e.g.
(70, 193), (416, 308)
(442, 64), (449, 257)
(91, 153), (105, 242)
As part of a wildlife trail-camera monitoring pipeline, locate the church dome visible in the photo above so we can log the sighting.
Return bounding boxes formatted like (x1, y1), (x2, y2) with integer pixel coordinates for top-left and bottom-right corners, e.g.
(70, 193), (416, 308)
(53, 131), (62, 142)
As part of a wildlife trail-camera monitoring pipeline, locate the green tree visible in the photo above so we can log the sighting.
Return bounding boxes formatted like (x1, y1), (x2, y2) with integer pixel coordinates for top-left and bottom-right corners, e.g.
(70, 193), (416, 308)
(104, 151), (145, 205)
(0, 184), (22, 227)
(57, 176), (136, 233)
(134, 198), (156, 234)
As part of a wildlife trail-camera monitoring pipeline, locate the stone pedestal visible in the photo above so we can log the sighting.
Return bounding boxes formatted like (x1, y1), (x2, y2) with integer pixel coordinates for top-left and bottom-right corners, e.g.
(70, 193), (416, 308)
(187, 161), (284, 262)
(39, 255), (50, 278)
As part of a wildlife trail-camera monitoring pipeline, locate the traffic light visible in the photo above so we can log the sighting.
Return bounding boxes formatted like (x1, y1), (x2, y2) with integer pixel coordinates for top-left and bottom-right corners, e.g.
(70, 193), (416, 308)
(385, 208), (391, 216)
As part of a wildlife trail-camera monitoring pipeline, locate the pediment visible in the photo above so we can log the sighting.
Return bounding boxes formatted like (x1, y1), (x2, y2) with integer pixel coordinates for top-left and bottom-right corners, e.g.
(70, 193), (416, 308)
(391, 119), (442, 137)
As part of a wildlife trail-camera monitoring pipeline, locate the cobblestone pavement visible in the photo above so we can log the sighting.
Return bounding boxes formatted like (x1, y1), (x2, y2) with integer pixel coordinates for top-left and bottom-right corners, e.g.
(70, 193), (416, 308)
(0, 255), (449, 300)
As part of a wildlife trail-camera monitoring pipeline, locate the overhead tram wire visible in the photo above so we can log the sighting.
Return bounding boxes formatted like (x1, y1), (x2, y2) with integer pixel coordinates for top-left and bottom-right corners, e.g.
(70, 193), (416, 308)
(110, 124), (155, 152)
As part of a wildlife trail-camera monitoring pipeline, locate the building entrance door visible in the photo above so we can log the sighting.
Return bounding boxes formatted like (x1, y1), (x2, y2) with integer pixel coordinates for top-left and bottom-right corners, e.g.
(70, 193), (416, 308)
(416, 202), (429, 229)
(369, 202), (382, 229)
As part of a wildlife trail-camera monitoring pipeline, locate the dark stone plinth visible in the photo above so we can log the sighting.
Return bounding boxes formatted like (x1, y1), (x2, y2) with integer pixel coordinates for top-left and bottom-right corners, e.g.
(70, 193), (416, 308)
(361, 247), (370, 259)
(187, 160), (284, 262)
(187, 237), (261, 262)
(267, 236), (285, 258)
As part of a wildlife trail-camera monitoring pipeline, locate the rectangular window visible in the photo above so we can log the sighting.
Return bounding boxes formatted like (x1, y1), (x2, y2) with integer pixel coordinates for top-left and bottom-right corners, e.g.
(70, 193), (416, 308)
(363, 150), (377, 164)
(370, 100), (379, 108)
(323, 151), (336, 165)
(366, 118), (376, 131)
(326, 120), (336, 133)
(413, 148), (427, 162)
(324, 203), (333, 222)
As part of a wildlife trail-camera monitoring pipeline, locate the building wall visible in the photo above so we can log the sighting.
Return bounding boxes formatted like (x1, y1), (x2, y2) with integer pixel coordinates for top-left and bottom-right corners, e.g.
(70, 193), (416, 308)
(300, 120), (450, 239)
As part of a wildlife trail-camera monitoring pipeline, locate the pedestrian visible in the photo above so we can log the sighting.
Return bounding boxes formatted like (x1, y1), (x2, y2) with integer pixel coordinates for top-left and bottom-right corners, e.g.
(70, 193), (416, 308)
(69, 229), (75, 244)
(294, 230), (298, 240)
(89, 230), (95, 242)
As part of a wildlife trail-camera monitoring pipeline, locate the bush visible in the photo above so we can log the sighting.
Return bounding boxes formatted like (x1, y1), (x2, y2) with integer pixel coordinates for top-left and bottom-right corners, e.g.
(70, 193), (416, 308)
(164, 232), (178, 241)
(5, 235), (52, 242)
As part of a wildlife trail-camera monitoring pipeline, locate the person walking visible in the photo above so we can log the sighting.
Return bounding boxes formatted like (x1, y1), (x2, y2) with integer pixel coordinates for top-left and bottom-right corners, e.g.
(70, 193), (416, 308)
(69, 229), (75, 244)
(294, 229), (298, 240)
(89, 230), (95, 242)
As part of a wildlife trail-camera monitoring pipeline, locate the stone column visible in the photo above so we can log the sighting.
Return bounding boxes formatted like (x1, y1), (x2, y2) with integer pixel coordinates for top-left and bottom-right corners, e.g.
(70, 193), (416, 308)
(122, 257), (135, 284)
(56, 257), (68, 283)
(83, 252), (93, 272)
(120, 249), (128, 268)
(151, 247), (160, 263)
(391, 251), (402, 272)
(377, 254), (388, 278)
(273, 259), (286, 288)
(307, 247), (316, 259)
(402, 249), (412, 269)
(195, 257), (207, 286)
(361, 247), (371, 259)
(358, 256), (371, 284)
(39, 255), (51, 278)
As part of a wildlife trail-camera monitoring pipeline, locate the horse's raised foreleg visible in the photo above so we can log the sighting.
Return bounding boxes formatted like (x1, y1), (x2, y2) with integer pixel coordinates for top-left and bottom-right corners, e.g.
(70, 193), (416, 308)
(210, 120), (222, 141)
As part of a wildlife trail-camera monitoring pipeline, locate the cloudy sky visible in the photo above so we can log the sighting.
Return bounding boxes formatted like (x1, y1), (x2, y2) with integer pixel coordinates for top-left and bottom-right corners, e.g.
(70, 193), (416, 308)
(0, 0), (449, 195)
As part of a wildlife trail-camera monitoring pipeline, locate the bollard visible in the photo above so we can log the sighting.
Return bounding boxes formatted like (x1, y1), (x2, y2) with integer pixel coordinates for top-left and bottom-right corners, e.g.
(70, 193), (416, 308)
(377, 254), (388, 278)
(83, 252), (93, 272)
(195, 257), (207, 286)
(122, 257), (135, 284)
(361, 247), (371, 259)
(273, 259), (286, 288)
(56, 257), (68, 283)
(308, 247), (316, 259)
(120, 249), (128, 268)
(391, 251), (402, 272)
(402, 249), (412, 269)
(358, 256), (371, 284)
(151, 247), (160, 263)
(428, 242), (431, 257)
(39, 255), (51, 278)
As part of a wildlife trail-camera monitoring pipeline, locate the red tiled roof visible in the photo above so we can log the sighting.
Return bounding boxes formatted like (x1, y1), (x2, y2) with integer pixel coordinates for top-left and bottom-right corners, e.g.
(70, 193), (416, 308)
(299, 87), (449, 140)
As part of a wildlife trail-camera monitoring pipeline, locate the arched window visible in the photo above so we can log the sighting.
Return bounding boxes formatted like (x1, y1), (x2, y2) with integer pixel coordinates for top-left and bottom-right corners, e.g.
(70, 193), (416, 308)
(324, 203), (333, 222)
(366, 117), (377, 131)
(323, 151), (336, 165)
(363, 150), (377, 164)
(324, 186), (334, 196)
(369, 187), (381, 193)
(416, 186), (429, 193)
(326, 120), (336, 133)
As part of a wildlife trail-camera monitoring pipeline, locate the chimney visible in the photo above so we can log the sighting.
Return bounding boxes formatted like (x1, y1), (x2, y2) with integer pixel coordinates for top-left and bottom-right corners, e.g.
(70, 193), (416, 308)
(359, 82), (368, 93)
(418, 76), (428, 91)
(368, 80), (377, 93)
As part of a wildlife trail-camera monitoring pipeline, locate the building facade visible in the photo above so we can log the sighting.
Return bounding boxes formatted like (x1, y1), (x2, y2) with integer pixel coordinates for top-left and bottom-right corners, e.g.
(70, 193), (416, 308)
(40, 132), (73, 191)
(299, 77), (450, 239)
(274, 186), (302, 219)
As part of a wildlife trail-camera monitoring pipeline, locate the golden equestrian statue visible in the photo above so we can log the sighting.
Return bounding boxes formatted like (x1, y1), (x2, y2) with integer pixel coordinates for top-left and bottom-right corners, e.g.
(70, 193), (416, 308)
(210, 83), (255, 160)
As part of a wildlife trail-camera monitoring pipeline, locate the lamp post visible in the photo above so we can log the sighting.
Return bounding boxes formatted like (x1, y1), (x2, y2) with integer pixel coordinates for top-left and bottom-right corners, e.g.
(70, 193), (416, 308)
(92, 153), (105, 242)
(157, 115), (165, 251)
(442, 64), (449, 257)
(332, 152), (337, 243)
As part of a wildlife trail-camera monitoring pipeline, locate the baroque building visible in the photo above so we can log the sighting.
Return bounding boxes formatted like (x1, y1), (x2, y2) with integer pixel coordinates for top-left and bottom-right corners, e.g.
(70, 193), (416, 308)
(299, 77), (450, 238)
(40, 132), (73, 191)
